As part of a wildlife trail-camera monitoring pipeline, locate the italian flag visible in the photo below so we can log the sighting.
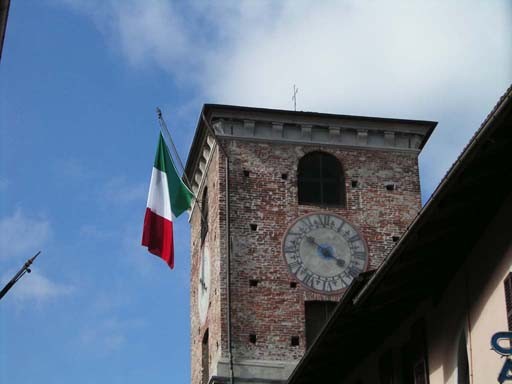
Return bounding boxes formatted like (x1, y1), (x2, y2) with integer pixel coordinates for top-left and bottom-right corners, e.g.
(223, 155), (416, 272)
(142, 134), (194, 269)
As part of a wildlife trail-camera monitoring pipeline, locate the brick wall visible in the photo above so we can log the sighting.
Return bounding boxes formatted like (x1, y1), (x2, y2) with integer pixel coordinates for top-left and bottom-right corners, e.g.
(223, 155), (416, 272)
(190, 138), (422, 382)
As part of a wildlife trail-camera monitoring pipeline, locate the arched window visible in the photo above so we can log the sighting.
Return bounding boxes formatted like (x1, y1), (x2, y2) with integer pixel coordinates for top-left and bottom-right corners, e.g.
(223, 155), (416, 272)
(298, 152), (345, 206)
(200, 187), (208, 244)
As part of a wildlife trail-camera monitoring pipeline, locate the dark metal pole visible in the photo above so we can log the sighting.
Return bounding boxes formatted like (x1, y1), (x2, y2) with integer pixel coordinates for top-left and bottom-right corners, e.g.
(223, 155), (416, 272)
(0, 251), (41, 301)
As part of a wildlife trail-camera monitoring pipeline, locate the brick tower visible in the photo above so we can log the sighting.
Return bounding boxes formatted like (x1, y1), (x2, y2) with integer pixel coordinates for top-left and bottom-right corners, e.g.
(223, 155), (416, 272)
(185, 105), (436, 384)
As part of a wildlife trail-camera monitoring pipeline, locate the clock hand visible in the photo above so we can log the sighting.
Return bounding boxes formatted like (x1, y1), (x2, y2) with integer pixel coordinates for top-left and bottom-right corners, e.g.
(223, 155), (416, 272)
(305, 236), (346, 267)
(305, 235), (321, 247)
(335, 259), (346, 268)
(305, 236), (335, 259)
(305, 236), (331, 257)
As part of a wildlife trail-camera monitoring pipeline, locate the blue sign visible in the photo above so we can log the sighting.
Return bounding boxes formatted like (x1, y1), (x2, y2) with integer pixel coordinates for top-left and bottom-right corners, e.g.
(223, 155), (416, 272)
(491, 332), (512, 383)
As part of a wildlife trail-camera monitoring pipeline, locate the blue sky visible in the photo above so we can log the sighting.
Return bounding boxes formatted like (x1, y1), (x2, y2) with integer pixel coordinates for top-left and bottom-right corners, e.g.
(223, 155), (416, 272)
(0, 1), (510, 383)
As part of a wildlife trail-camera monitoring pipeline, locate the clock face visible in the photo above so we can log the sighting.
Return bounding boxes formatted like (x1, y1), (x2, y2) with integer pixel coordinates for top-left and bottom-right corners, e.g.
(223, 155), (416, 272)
(282, 213), (368, 294)
(197, 246), (210, 324)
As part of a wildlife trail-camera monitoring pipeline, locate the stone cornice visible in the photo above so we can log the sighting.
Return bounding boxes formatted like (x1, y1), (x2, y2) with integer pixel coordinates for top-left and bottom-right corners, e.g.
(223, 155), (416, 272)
(185, 104), (437, 197)
(212, 118), (425, 152)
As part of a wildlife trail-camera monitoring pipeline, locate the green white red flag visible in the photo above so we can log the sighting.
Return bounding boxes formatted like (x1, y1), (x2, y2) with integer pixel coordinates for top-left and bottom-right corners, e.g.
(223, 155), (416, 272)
(142, 133), (194, 268)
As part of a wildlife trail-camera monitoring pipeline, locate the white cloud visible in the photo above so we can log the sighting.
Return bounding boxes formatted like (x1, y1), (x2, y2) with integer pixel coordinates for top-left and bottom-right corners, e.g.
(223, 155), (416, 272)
(208, 1), (512, 113)
(90, 290), (129, 313)
(58, 1), (511, 105)
(0, 269), (74, 304)
(79, 224), (114, 240)
(58, 0), (202, 82)
(0, 209), (52, 260)
(0, 178), (9, 191)
(102, 176), (146, 205)
(114, 1), (190, 69)
(79, 316), (144, 353)
(56, 158), (95, 183)
(58, 0), (512, 196)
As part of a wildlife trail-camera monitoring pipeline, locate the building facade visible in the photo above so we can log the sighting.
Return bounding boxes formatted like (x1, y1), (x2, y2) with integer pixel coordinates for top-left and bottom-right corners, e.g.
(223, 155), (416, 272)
(185, 105), (436, 384)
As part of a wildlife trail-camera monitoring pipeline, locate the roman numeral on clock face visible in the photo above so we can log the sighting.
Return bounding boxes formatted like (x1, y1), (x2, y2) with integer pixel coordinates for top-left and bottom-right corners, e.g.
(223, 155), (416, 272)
(287, 260), (302, 274)
(283, 245), (297, 253)
(323, 280), (334, 292)
(318, 214), (331, 227)
(348, 234), (361, 242)
(346, 265), (362, 279)
(301, 271), (314, 287)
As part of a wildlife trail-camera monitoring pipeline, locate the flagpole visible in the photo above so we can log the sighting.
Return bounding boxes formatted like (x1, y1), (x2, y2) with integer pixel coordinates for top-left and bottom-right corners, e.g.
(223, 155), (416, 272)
(0, 251), (41, 301)
(156, 108), (194, 190)
(155, 108), (211, 228)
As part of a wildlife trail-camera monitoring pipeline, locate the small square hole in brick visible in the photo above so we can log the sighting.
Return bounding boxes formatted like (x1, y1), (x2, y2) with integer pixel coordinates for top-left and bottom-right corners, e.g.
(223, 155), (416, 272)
(386, 183), (395, 191)
(250, 224), (258, 231)
(243, 170), (250, 177)
(392, 236), (400, 242)
(281, 173), (288, 180)
(351, 180), (358, 188)
(291, 336), (300, 346)
(290, 282), (297, 288)
(249, 279), (258, 287)
(249, 334), (257, 344)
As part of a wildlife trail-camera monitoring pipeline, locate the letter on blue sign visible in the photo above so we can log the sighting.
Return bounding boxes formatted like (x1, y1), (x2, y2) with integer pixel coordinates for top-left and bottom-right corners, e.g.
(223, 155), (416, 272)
(492, 332), (512, 356)
(498, 359), (512, 384)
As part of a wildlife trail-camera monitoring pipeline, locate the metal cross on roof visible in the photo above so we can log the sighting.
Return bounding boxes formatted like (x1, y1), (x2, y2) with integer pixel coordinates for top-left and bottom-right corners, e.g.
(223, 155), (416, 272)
(292, 84), (299, 111)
